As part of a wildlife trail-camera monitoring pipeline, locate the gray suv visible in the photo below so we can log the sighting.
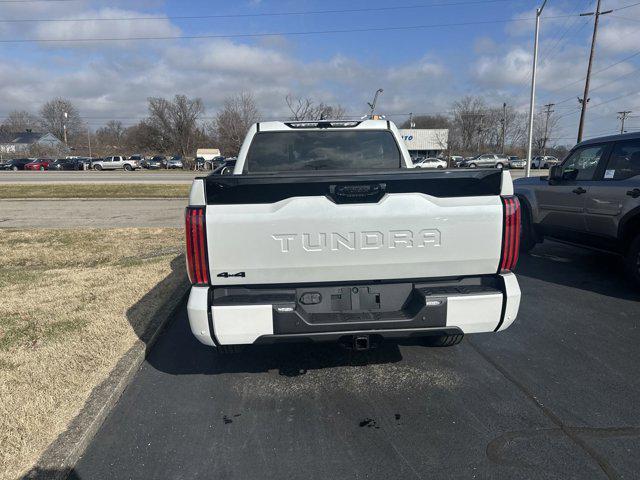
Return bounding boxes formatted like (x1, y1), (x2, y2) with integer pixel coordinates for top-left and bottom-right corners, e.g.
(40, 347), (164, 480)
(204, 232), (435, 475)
(514, 132), (640, 284)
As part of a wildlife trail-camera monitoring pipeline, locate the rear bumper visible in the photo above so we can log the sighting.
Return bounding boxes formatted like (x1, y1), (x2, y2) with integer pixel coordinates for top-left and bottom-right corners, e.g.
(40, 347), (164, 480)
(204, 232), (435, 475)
(187, 273), (520, 347)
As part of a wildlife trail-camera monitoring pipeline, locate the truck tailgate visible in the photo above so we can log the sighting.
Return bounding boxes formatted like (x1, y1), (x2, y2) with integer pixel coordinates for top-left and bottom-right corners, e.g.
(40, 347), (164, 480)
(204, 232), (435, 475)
(203, 170), (505, 285)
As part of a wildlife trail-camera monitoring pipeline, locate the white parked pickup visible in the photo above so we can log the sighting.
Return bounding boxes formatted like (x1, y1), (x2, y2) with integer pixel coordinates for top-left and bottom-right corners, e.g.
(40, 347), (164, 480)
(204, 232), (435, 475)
(185, 119), (521, 352)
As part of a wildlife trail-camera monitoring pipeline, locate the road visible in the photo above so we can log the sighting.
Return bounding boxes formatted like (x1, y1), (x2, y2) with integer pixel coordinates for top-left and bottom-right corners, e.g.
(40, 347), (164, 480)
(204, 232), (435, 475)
(0, 171), (199, 184)
(0, 199), (184, 228)
(0, 169), (547, 185)
(73, 241), (640, 479)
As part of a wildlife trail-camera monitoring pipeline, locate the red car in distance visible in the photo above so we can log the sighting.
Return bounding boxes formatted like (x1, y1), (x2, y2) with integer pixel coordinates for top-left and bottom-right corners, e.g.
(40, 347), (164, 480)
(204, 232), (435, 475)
(24, 159), (51, 171)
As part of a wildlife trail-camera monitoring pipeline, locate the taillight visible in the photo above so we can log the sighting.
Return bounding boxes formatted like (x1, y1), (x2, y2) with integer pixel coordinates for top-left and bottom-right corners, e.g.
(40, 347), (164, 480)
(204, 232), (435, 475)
(499, 196), (521, 272)
(185, 207), (210, 285)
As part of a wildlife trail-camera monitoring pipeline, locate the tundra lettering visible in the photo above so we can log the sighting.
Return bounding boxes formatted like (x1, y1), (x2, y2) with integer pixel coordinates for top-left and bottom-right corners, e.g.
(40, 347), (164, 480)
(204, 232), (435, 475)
(272, 230), (442, 253)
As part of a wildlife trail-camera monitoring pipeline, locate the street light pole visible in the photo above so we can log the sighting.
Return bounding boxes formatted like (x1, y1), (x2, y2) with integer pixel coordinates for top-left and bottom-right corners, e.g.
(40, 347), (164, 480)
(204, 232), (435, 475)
(525, 0), (548, 178)
(63, 111), (68, 145)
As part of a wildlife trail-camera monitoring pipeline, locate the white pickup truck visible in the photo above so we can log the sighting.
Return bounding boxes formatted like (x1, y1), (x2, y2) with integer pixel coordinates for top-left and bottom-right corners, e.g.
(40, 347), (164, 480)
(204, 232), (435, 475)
(186, 119), (521, 352)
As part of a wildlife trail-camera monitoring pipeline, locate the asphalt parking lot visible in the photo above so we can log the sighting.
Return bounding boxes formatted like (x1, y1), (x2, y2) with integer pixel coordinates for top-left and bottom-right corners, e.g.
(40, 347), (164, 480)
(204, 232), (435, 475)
(72, 241), (640, 480)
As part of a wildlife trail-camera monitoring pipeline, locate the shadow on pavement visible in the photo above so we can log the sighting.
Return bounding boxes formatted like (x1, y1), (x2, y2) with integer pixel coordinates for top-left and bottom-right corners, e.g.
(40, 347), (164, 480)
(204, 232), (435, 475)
(515, 240), (640, 301)
(148, 311), (408, 376)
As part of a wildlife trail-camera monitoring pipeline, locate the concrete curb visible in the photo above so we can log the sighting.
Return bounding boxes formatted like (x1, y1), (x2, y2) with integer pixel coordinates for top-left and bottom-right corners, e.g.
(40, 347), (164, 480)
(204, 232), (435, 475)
(23, 286), (190, 480)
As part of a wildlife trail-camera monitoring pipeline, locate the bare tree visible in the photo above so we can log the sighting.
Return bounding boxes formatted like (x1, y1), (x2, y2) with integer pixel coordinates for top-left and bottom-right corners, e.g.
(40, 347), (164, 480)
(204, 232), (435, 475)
(2, 110), (40, 132)
(96, 120), (126, 150)
(285, 94), (346, 121)
(39, 98), (82, 142)
(399, 114), (450, 129)
(449, 96), (488, 154)
(147, 94), (205, 156)
(212, 92), (260, 156)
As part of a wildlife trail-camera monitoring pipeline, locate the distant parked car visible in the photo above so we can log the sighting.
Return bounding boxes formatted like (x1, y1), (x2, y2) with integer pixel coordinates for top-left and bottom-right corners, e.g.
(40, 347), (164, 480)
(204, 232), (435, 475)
(414, 157), (447, 169)
(92, 155), (139, 171)
(143, 156), (166, 169)
(449, 155), (465, 167)
(49, 158), (83, 170)
(1, 158), (34, 171)
(25, 159), (51, 171)
(509, 156), (527, 169)
(460, 154), (510, 169)
(212, 158), (236, 175)
(167, 157), (183, 169)
(531, 155), (560, 169)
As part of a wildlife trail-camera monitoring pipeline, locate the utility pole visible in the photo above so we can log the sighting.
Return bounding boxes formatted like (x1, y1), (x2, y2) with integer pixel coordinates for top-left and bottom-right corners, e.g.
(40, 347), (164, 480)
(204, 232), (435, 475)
(617, 111), (631, 134)
(577, 0), (612, 143)
(500, 102), (507, 154)
(525, 0), (548, 178)
(542, 103), (555, 156)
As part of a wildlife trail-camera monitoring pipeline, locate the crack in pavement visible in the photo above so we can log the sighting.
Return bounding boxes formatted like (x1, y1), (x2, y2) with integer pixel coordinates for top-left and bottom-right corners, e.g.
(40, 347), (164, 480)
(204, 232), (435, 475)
(468, 339), (626, 480)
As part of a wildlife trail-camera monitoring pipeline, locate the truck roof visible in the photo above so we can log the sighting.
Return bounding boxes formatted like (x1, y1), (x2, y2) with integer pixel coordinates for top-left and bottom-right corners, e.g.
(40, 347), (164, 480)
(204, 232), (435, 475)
(577, 130), (640, 147)
(257, 119), (391, 132)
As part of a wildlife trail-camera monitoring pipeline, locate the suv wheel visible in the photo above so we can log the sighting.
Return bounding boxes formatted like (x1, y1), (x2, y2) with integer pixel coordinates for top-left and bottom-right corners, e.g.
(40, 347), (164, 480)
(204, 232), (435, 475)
(423, 334), (463, 347)
(94, 164), (102, 171)
(625, 234), (640, 285)
(12, 165), (18, 171)
(496, 163), (504, 170)
(123, 164), (132, 171)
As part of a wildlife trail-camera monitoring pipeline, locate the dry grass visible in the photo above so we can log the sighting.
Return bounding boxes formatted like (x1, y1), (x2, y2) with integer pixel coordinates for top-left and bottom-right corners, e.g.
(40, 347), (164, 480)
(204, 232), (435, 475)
(0, 228), (188, 480)
(0, 184), (190, 199)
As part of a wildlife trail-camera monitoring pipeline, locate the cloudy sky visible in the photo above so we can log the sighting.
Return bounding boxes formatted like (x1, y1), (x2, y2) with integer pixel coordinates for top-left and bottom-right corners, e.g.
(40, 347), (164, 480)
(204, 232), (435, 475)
(0, 0), (639, 145)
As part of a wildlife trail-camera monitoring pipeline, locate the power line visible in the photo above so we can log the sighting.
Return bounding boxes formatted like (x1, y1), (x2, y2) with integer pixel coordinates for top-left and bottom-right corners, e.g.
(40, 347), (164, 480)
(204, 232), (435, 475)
(0, 14), (580, 44)
(546, 49), (640, 95)
(0, 0), (513, 23)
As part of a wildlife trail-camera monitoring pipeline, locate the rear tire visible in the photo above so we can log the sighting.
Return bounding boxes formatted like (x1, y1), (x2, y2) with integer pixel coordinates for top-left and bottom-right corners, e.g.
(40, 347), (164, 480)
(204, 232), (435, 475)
(12, 166), (18, 171)
(423, 334), (463, 347)
(468, 163), (477, 168)
(123, 164), (132, 171)
(543, 163), (549, 169)
(624, 234), (640, 286)
(215, 345), (244, 354)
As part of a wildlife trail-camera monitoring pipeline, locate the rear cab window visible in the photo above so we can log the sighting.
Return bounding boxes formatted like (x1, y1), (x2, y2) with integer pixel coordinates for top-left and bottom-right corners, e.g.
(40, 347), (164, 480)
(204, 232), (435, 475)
(604, 139), (640, 180)
(244, 130), (401, 173)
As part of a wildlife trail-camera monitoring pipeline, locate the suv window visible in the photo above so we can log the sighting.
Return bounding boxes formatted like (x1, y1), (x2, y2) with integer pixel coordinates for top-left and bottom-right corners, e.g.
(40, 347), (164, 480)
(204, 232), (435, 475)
(604, 139), (640, 180)
(245, 130), (402, 172)
(562, 145), (606, 181)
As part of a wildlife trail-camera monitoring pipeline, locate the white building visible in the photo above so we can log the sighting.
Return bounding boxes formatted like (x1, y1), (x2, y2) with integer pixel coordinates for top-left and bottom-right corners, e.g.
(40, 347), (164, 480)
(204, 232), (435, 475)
(398, 129), (449, 158)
